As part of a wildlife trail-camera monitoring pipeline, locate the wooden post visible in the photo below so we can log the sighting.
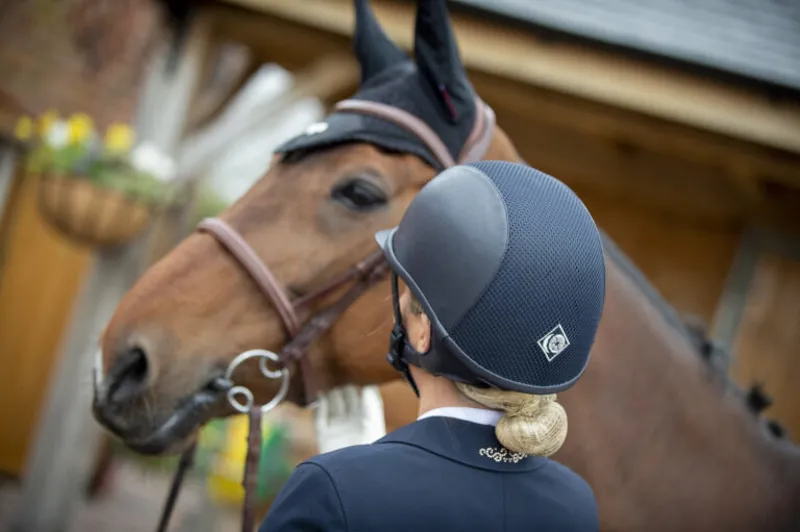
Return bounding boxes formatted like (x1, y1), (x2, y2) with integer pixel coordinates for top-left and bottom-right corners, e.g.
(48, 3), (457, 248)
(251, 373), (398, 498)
(711, 228), (800, 372)
(7, 249), (143, 532)
(0, 141), (17, 223)
(7, 13), (211, 532)
(710, 227), (761, 370)
(0, 142), (19, 272)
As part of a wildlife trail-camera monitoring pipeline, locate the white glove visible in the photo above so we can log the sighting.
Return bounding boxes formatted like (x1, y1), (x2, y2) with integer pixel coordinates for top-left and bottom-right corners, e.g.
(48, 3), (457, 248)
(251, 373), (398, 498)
(314, 385), (387, 454)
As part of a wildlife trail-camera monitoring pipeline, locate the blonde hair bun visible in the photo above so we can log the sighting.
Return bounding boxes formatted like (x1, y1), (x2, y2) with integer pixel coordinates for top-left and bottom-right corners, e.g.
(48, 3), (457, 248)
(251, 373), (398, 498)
(456, 384), (568, 457)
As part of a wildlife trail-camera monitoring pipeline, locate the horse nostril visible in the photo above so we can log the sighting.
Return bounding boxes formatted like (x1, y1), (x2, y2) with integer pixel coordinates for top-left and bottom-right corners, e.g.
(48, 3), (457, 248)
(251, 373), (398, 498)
(106, 345), (150, 405)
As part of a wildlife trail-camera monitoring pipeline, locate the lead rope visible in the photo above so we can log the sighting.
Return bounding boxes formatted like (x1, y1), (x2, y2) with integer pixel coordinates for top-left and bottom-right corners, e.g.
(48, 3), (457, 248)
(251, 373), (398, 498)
(154, 350), (290, 532)
(155, 423), (259, 532)
(242, 407), (262, 532)
(155, 443), (197, 532)
(225, 350), (290, 532)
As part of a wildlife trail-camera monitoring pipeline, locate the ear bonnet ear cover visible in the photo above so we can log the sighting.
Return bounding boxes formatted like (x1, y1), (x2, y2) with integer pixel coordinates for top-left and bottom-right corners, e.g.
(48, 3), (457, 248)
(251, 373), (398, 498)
(274, 0), (477, 171)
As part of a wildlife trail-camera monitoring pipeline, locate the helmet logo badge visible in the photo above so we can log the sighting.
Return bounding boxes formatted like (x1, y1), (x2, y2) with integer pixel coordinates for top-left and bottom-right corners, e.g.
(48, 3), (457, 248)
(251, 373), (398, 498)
(537, 324), (570, 362)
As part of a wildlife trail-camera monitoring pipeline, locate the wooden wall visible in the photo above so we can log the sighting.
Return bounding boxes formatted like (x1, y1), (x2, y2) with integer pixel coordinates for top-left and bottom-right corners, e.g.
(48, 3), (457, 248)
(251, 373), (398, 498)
(0, 170), (91, 478)
(577, 190), (740, 323)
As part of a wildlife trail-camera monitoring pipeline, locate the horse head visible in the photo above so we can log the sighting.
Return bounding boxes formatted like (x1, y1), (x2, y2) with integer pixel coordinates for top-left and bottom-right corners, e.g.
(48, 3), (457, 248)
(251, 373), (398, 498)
(92, 0), (518, 455)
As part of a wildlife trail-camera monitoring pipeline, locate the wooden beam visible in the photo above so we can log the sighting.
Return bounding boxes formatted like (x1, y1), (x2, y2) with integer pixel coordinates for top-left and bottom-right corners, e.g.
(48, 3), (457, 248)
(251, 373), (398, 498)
(0, 142), (18, 232)
(470, 75), (800, 235)
(487, 96), (800, 234)
(469, 73), (800, 192)
(185, 42), (254, 134)
(222, 0), (800, 156)
(727, 237), (800, 438)
(135, 16), (212, 156)
(209, 3), (352, 72)
(728, 167), (769, 221)
(500, 115), (744, 227)
(7, 254), (138, 532)
(712, 227), (800, 372)
(0, 142), (21, 281)
(710, 227), (762, 369)
(481, 86), (744, 222)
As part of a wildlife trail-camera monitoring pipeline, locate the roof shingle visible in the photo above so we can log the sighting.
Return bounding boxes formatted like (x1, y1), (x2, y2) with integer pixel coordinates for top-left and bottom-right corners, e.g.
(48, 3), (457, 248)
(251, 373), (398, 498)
(449, 0), (800, 93)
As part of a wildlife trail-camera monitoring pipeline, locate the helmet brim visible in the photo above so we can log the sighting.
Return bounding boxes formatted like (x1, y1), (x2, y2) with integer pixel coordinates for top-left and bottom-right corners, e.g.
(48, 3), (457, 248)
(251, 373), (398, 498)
(374, 227), (396, 256)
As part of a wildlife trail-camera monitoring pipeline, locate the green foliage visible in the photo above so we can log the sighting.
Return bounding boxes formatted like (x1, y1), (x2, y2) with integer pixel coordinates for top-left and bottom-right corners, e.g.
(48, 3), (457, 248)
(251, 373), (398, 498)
(191, 186), (231, 225)
(86, 157), (169, 203)
(25, 143), (87, 175)
(256, 423), (293, 500)
(16, 112), (173, 204)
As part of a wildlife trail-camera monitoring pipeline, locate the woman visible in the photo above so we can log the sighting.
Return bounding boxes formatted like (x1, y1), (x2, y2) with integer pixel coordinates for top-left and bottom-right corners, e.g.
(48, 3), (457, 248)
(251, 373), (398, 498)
(260, 160), (606, 531)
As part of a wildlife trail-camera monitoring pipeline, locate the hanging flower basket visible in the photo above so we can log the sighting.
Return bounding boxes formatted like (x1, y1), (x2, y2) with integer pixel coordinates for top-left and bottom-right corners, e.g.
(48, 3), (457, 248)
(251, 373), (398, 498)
(14, 111), (177, 248)
(37, 172), (153, 247)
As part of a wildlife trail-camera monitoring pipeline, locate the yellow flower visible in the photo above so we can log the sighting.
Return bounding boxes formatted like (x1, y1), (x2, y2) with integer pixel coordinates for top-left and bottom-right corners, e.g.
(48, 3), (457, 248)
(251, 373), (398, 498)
(66, 113), (94, 145)
(104, 123), (135, 154)
(14, 115), (34, 141)
(37, 110), (59, 136)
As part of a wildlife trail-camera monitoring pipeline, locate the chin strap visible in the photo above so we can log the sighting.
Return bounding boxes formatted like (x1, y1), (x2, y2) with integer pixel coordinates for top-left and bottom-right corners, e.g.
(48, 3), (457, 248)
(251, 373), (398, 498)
(388, 273), (420, 397)
(388, 324), (419, 397)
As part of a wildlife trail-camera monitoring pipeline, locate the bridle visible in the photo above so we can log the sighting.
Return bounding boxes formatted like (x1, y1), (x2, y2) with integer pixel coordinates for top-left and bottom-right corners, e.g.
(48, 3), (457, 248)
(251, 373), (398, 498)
(154, 96), (496, 532)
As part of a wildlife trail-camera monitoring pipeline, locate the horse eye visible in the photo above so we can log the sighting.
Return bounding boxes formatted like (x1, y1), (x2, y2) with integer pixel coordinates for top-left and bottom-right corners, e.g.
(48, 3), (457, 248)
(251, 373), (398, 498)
(331, 178), (388, 211)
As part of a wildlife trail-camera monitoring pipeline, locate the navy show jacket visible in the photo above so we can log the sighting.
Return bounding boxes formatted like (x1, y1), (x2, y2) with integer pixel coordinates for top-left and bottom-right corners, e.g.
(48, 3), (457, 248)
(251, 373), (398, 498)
(260, 416), (598, 531)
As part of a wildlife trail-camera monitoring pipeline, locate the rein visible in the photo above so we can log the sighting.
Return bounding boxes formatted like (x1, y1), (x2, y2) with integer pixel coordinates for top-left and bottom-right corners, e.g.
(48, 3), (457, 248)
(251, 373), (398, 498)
(154, 97), (495, 532)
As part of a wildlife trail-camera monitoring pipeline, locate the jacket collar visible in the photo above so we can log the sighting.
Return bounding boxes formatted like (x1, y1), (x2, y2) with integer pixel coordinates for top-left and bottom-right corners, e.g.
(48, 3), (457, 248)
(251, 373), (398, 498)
(376, 417), (547, 472)
(417, 406), (503, 426)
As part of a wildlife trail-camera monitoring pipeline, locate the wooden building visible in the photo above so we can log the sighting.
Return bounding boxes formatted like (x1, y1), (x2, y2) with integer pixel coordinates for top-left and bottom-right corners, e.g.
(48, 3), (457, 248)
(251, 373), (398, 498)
(0, 0), (162, 478)
(1, 0), (798, 505)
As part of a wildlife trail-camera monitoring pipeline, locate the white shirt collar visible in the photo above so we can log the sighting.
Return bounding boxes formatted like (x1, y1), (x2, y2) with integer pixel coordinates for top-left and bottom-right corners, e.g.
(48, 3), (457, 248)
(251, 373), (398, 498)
(417, 406), (504, 427)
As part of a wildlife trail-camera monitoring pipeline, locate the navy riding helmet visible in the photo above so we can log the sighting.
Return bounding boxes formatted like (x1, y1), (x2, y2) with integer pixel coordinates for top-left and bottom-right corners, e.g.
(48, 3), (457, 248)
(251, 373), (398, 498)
(375, 161), (606, 395)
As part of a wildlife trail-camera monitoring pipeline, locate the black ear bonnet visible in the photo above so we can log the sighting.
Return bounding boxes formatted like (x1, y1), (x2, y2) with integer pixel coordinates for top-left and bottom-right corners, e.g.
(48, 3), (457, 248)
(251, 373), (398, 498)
(274, 0), (478, 172)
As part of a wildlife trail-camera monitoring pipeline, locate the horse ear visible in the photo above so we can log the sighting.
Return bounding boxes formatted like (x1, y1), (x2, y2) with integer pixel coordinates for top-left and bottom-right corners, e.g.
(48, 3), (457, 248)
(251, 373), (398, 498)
(413, 0), (474, 123)
(353, 0), (407, 82)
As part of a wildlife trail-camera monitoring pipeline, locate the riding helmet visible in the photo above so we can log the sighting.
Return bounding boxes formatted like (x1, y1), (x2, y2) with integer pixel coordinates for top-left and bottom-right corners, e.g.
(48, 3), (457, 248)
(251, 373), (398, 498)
(375, 160), (606, 394)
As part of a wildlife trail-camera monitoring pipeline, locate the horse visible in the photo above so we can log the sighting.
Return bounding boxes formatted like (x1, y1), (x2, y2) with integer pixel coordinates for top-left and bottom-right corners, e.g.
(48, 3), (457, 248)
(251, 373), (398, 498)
(92, 1), (800, 530)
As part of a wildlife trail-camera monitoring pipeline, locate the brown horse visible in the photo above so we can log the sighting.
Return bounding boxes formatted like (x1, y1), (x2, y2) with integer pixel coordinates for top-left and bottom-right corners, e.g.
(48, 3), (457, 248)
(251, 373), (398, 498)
(92, 1), (800, 530)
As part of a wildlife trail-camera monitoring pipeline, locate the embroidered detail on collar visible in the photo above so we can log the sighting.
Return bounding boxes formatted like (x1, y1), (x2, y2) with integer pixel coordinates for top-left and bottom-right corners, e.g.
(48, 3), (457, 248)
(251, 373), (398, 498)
(479, 446), (527, 463)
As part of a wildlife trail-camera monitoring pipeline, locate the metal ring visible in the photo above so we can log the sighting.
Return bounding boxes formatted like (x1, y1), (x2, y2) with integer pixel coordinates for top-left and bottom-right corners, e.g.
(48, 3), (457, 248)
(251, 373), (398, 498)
(259, 355), (283, 379)
(223, 349), (290, 414)
(227, 386), (255, 414)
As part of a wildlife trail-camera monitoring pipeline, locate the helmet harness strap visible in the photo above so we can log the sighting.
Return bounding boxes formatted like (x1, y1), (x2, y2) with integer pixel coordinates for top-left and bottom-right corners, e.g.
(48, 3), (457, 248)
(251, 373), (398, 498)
(388, 272), (420, 397)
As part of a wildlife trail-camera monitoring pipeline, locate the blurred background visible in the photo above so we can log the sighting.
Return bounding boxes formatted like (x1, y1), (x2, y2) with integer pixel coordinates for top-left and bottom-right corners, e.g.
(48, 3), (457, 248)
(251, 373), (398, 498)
(0, 0), (798, 530)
